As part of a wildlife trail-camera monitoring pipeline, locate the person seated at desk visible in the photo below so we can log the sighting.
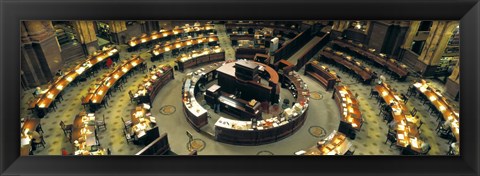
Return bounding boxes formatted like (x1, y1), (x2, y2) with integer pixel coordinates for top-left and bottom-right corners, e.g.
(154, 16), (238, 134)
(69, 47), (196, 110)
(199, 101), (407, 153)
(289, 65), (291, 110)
(33, 87), (46, 97)
(378, 74), (386, 85)
(438, 118), (454, 137)
(27, 130), (42, 151)
(234, 89), (242, 98)
(388, 120), (398, 132)
(56, 69), (64, 77)
(420, 141), (431, 154)
(441, 118), (453, 130)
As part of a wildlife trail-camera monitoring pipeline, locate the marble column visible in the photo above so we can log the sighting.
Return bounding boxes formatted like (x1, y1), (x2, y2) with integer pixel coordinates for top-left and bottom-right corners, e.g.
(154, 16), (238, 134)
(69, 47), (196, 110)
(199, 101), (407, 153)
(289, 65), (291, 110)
(400, 21), (420, 50)
(399, 21), (458, 76)
(21, 21), (63, 88)
(73, 21), (98, 55)
(330, 21), (349, 39)
(108, 21), (127, 44)
(445, 61), (460, 100)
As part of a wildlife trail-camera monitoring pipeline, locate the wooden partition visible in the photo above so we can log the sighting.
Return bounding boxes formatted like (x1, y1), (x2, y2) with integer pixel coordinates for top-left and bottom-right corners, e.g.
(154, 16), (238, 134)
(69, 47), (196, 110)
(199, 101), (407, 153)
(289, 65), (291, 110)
(293, 32), (330, 71)
(135, 133), (170, 155)
(273, 28), (313, 62)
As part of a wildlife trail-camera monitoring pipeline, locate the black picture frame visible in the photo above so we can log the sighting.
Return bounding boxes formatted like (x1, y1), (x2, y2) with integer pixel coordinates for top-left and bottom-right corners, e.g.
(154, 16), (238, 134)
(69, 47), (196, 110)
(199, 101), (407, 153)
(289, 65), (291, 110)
(1, 0), (479, 175)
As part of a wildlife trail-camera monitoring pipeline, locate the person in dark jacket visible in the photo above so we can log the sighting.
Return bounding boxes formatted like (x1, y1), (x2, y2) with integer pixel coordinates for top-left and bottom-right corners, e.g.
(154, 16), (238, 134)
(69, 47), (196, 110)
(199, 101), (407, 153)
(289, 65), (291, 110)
(213, 91), (221, 113)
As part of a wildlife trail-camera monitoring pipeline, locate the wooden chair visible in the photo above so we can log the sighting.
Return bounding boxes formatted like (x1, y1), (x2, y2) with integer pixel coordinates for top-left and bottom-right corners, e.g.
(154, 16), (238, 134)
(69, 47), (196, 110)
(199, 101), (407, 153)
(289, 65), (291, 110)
(417, 120), (424, 130)
(96, 115), (107, 131)
(344, 149), (355, 155)
(121, 117), (133, 131)
(410, 108), (418, 116)
(370, 88), (379, 98)
(33, 136), (46, 150)
(123, 129), (135, 144)
(59, 121), (73, 137)
(385, 131), (397, 148)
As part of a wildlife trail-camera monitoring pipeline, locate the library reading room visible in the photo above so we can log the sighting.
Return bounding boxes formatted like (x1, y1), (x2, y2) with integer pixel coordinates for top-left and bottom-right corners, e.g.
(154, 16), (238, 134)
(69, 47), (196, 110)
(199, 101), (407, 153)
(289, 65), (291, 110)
(20, 20), (460, 156)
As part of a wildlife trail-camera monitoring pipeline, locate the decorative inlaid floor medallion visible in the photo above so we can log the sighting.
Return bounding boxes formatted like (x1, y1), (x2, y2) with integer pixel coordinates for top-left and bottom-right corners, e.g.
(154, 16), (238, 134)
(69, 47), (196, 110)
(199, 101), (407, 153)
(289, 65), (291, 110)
(310, 91), (323, 100)
(159, 105), (176, 115)
(256, 150), (274, 155)
(187, 139), (206, 152)
(308, 126), (326, 138)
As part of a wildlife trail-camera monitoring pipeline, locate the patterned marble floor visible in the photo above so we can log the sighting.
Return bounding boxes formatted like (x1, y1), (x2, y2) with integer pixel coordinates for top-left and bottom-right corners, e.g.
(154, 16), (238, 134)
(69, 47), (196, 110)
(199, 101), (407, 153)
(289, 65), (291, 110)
(20, 24), (459, 155)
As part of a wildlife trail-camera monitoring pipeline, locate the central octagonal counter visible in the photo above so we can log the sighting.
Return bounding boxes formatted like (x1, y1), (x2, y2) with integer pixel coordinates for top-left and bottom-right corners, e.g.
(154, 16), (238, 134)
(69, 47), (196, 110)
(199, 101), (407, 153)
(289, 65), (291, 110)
(182, 60), (310, 145)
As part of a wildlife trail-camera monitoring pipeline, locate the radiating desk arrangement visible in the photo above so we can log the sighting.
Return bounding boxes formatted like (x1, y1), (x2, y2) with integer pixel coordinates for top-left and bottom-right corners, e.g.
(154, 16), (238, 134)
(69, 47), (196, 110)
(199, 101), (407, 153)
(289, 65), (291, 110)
(130, 104), (157, 142)
(320, 47), (374, 83)
(150, 35), (219, 62)
(225, 22), (301, 36)
(304, 61), (339, 91)
(20, 118), (41, 156)
(83, 56), (145, 110)
(413, 80), (460, 142)
(128, 24), (215, 52)
(302, 130), (352, 155)
(332, 38), (409, 80)
(133, 65), (174, 105)
(71, 112), (106, 155)
(334, 86), (363, 139)
(176, 46), (225, 72)
(375, 82), (426, 153)
(28, 46), (119, 118)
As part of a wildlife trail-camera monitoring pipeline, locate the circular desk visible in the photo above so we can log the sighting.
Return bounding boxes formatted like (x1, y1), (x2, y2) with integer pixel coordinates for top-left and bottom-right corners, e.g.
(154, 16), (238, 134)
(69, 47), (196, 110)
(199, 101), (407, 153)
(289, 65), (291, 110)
(182, 60), (310, 145)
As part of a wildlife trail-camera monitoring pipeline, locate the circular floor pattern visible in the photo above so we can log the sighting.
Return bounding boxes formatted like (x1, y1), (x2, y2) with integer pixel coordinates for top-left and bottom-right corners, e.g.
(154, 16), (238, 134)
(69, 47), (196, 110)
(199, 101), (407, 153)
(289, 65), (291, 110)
(308, 126), (327, 138)
(159, 105), (176, 115)
(187, 139), (206, 152)
(256, 150), (274, 155)
(310, 91), (323, 100)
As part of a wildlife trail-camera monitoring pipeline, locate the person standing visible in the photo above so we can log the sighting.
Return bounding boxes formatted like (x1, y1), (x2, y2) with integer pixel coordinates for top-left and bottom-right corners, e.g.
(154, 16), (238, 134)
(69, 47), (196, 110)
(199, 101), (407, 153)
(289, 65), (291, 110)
(213, 91), (221, 113)
(27, 131), (42, 151)
(61, 148), (69, 155)
(106, 57), (113, 68)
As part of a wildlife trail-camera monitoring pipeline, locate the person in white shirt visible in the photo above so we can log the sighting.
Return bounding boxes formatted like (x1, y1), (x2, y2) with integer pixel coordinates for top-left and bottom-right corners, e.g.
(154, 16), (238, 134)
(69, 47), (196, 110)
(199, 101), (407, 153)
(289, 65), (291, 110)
(443, 118), (453, 129)
(420, 142), (430, 153)
(378, 75), (386, 84)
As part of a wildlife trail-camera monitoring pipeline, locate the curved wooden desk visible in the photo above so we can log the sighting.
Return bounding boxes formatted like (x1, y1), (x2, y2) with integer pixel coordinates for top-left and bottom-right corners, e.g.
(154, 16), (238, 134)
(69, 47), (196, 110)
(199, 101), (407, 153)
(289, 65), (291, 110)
(28, 46), (119, 117)
(320, 47), (374, 83)
(128, 24), (215, 51)
(71, 112), (99, 155)
(181, 60), (309, 145)
(332, 38), (408, 80)
(375, 83), (425, 153)
(133, 65), (175, 105)
(413, 80), (459, 142)
(214, 70), (310, 145)
(176, 46), (225, 72)
(303, 131), (352, 155)
(83, 56), (145, 109)
(183, 61), (230, 130)
(305, 61), (338, 90)
(150, 35), (219, 59)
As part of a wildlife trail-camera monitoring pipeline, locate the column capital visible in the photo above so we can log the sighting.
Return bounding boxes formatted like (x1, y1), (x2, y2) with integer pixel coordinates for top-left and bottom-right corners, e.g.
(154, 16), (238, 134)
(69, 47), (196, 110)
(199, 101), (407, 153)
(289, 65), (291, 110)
(23, 21), (55, 42)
